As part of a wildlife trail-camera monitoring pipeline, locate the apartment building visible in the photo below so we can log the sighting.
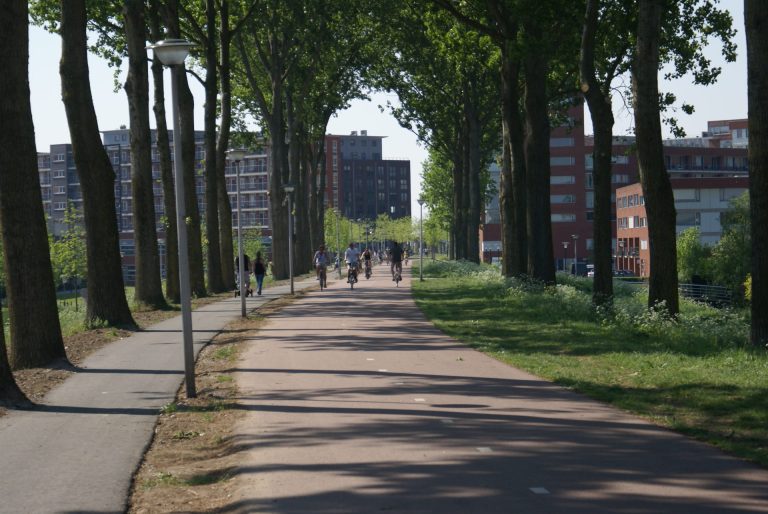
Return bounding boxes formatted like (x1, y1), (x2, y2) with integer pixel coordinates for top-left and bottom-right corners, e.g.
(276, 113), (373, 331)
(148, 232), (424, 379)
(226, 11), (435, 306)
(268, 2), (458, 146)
(616, 175), (749, 277)
(324, 131), (411, 220)
(38, 128), (272, 284)
(481, 102), (750, 272)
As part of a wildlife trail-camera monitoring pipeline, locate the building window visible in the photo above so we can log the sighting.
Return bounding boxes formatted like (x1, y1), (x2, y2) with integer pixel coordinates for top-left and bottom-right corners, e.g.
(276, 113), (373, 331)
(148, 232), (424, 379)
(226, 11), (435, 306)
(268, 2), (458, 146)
(719, 188), (745, 202)
(551, 213), (576, 222)
(53, 153), (65, 162)
(676, 211), (701, 226)
(674, 188), (700, 202)
(612, 174), (630, 184)
(641, 240), (648, 250)
(585, 191), (594, 208)
(550, 137), (574, 147)
(551, 156), (575, 166)
(551, 175), (575, 185)
(551, 194), (575, 204)
(585, 155), (593, 170)
(586, 211), (594, 221)
(585, 173), (593, 189)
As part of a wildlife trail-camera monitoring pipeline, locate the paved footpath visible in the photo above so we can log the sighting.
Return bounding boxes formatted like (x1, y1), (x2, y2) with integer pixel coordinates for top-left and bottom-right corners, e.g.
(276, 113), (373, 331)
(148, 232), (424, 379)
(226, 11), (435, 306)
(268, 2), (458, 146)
(228, 264), (768, 514)
(0, 278), (317, 514)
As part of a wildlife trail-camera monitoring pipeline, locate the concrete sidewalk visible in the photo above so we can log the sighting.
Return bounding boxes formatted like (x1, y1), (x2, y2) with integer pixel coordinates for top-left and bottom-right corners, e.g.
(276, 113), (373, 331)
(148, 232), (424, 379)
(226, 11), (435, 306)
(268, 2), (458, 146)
(227, 264), (768, 513)
(0, 278), (317, 514)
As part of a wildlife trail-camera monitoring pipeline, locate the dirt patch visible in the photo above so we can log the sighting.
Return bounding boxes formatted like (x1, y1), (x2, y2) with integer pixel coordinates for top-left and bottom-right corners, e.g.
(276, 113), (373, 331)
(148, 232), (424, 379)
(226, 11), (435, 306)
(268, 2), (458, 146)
(127, 290), (308, 513)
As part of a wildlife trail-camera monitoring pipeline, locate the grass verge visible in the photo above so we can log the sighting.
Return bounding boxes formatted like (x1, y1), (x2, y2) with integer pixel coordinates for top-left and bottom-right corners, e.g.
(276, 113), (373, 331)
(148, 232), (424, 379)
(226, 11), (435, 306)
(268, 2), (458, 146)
(412, 260), (768, 468)
(128, 288), (310, 513)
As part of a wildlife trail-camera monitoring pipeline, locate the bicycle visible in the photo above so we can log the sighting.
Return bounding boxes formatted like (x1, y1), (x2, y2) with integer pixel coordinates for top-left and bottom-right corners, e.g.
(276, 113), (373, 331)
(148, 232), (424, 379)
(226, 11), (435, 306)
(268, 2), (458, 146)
(347, 263), (358, 289)
(364, 260), (372, 279)
(393, 262), (402, 287)
(318, 265), (327, 291)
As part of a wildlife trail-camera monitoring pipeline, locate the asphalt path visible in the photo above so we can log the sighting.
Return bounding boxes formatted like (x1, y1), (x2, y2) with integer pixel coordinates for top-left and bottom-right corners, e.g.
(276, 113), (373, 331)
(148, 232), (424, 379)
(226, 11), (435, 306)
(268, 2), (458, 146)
(0, 279), (316, 514)
(228, 262), (768, 514)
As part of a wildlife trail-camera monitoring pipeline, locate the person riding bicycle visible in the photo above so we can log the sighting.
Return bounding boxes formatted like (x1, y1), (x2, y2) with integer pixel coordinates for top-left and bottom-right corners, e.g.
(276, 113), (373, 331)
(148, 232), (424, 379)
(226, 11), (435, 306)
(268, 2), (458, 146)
(390, 242), (404, 281)
(312, 244), (329, 282)
(344, 242), (360, 283)
(362, 247), (373, 276)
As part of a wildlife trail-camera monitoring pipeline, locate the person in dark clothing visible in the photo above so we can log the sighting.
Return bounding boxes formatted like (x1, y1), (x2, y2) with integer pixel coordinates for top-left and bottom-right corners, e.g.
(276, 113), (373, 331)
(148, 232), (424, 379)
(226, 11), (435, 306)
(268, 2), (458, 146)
(253, 252), (266, 296)
(235, 254), (252, 296)
(390, 242), (403, 280)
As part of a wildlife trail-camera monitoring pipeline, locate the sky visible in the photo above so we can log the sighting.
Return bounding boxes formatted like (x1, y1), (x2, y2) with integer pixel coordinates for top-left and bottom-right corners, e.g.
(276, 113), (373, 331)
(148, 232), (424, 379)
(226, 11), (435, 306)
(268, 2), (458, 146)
(28, 0), (746, 218)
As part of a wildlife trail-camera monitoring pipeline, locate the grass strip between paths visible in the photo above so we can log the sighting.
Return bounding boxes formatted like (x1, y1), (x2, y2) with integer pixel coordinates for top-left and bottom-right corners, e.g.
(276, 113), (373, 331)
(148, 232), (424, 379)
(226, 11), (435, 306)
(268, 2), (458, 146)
(412, 262), (768, 469)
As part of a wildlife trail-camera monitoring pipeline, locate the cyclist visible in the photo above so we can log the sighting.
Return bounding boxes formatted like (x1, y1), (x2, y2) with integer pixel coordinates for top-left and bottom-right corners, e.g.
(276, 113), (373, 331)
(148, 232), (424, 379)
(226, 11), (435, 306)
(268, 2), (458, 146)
(312, 244), (329, 282)
(390, 242), (403, 281)
(362, 247), (373, 277)
(344, 242), (360, 283)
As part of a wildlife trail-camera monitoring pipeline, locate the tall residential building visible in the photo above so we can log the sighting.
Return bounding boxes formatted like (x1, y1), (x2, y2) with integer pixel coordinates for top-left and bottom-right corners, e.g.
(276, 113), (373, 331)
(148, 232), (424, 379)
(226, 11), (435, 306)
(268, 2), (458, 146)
(481, 102), (750, 271)
(324, 131), (411, 220)
(39, 128), (272, 284)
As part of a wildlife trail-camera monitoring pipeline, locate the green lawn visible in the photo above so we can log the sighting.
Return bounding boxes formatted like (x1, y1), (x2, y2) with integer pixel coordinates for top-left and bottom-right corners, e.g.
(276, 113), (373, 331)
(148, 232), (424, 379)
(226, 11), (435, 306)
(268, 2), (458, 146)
(412, 261), (768, 468)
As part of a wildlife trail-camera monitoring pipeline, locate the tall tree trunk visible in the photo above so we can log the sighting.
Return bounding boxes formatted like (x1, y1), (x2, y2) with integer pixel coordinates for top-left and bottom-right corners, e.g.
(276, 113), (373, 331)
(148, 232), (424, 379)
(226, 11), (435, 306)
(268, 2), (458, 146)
(162, 0), (205, 297)
(203, 0), (225, 293)
(580, 0), (614, 305)
(0, 0), (67, 371)
(0, 305), (28, 406)
(148, 0), (179, 303)
(286, 92), (309, 273)
(452, 135), (467, 260)
(217, 1), (234, 290)
(745, 0), (768, 346)
(268, 94), (289, 280)
(177, 65), (207, 297)
(466, 95), (482, 264)
(632, 0), (679, 314)
(523, 48), (555, 284)
(124, 0), (166, 309)
(60, 0), (135, 328)
(500, 47), (527, 276)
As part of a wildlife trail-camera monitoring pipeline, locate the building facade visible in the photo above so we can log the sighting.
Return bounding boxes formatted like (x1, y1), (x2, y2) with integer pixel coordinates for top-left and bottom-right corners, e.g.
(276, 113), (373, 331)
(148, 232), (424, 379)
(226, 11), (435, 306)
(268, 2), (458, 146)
(616, 175), (749, 277)
(481, 103), (750, 272)
(324, 131), (411, 220)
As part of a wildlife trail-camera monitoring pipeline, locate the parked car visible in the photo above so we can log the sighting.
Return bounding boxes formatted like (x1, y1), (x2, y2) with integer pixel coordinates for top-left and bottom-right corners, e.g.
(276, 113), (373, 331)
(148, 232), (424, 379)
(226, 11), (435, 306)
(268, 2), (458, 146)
(613, 269), (634, 277)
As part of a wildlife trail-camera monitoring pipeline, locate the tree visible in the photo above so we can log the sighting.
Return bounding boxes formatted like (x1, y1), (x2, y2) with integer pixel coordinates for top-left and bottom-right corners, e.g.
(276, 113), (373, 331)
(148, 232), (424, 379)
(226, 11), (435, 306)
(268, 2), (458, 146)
(163, 0), (206, 297)
(125, 0), (167, 309)
(50, 204), (88, 310)
(632, 0), (679, 314)
(745, 0), (768, 347)
(676, 227), (710, 283)
(580, 0), (634, 305)
(0, 0), (68, 370)
(148, 0), (179, 303)
(58, 0), (135, 328)
(709, 192), (750, 295)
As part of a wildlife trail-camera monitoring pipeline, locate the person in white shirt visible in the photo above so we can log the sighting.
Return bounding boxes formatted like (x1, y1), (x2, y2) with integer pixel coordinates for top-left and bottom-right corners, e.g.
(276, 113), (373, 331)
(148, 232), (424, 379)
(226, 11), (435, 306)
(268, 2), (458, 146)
(344, 243), (360, 282)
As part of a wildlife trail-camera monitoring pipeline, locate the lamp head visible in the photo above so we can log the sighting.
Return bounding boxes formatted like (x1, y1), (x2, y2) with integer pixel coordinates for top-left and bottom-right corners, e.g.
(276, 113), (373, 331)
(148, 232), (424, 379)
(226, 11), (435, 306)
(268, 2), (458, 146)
(226, 148), (247, 162)
(147, 39), (194, 66)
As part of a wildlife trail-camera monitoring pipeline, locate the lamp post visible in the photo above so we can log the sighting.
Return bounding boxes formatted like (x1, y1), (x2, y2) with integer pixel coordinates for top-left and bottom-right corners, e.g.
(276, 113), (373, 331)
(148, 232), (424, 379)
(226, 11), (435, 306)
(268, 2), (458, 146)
(618, 240), (625, 272)
(418, 197), (425, 281)
(226, 148), (247, 317)
(283, 184), (295, 294)
(561, 241), (569, 272)
(571, 234), (579, 275)
(336, 210), (342, 279)
(147, 39), (196, 398)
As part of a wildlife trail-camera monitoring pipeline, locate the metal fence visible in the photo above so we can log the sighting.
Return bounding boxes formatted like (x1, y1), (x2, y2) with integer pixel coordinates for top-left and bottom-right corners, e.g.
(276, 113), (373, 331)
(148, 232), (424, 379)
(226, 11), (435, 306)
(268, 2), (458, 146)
(679, 283), (733, 307)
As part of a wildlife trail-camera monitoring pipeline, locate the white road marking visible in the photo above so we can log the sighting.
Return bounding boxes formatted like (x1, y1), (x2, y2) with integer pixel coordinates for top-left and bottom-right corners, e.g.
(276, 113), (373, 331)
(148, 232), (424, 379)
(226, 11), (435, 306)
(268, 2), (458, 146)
(414, 398), (426, 402)
(476, 447), (493, 453)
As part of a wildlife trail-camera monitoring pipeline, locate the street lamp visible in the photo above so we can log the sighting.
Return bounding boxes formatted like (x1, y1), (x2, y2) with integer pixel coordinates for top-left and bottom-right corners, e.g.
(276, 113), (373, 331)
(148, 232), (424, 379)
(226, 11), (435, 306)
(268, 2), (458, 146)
(283, 184), (295, 294)
(418, 197), (425, 281)
(571, 234), (579, 275)
(618, 240), (625, 272)
(147, 38), (196, 398)
(226, 148), (247, 317)
(561, 241), (569, 272)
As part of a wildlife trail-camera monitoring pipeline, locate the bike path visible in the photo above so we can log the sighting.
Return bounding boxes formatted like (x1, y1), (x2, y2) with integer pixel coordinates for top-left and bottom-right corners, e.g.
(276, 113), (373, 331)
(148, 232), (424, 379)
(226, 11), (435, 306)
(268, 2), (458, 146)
(228, 264), (768, 513)
(0, 278), (318, 514)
